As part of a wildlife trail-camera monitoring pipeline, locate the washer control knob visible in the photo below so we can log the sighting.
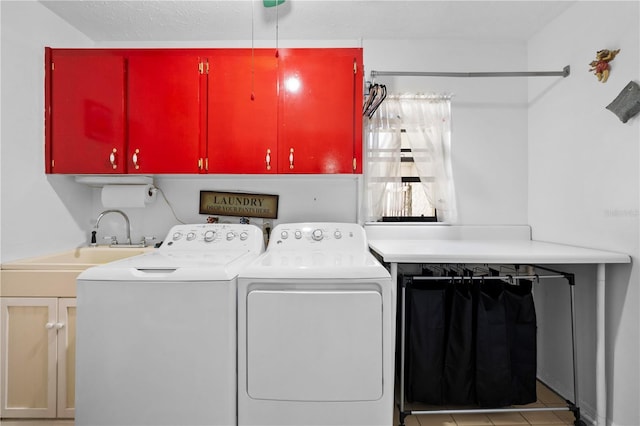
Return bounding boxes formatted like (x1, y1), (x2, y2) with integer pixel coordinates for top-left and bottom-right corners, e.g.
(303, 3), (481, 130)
(240, 231), (249, 241)
(281, 231), (289, 239)
(334, 230), (342, 239)
(204, 230), (216, 242)
(226, 232), (235, 241)
(294, 230), (302, 239)
(312, 229), (323, 241)
(172, 232), (183, 241)
(186, 232), (196, 241)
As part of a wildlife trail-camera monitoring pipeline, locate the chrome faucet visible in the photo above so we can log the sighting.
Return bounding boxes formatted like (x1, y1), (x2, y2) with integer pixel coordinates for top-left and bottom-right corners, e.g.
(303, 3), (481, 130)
(94, 209), (132, 246)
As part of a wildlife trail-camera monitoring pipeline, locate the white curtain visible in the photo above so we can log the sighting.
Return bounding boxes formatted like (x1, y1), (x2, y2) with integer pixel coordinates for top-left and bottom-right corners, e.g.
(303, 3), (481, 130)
(364, 94), (458, 223)
(363, 97), (402, 221)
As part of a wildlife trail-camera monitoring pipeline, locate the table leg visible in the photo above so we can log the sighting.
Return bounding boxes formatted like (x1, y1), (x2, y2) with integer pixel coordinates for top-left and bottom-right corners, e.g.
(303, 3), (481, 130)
(596, 263), (606, 426)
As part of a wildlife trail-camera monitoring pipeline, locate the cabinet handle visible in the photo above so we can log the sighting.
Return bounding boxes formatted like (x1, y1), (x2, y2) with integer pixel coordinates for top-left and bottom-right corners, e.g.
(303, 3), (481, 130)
(289, 148), (294, 170)
(132, 149), (140, 170)
(45, 322), (64, 330)
(266, 149), (271, 171)
(109, 148), (118, 169)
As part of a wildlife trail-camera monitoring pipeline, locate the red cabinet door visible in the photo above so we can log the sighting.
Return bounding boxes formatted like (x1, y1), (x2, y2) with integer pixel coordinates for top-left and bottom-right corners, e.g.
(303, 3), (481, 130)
(208, 49), (278, 174)
(278, 48), (363, 174)
(127, 52), (205, 174)
(46, 48), (362, 176)
(49, 51), (126, 174)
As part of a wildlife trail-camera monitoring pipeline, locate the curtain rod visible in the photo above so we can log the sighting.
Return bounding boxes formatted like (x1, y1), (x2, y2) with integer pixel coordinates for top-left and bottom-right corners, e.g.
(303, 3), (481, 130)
(370, 65), (570, 79)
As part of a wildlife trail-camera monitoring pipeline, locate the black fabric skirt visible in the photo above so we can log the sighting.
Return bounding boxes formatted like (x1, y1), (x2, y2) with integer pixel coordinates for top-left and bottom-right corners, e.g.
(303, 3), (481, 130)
(402, 275), (537, 407)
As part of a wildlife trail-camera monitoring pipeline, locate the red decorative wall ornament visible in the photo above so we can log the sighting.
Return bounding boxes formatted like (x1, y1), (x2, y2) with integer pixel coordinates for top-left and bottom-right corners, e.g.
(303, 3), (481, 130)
(589, 49), (620, 83)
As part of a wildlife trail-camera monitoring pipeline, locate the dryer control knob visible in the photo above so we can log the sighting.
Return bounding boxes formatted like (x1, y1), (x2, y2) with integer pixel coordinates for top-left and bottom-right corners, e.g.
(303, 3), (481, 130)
(312, 229), (323, 241)
(186, 232), (196, 241)
(281, 231), (289, 239)
(294, 230), (302, 239)
(226, 232), (235, 241)
(240, 231), (249, 241)
(204, 230), (216, 242)
(172, 232), (183, 241)
(334, 230), (342, 239)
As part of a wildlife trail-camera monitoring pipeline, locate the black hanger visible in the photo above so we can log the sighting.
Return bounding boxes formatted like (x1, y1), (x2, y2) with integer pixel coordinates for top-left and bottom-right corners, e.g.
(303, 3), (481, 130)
(363, 83), (387, 118)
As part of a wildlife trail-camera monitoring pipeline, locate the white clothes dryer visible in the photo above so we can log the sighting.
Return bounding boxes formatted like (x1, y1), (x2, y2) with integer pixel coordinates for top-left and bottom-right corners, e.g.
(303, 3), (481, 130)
(237, 222), (395, 426)
(75, 223), (264, 426)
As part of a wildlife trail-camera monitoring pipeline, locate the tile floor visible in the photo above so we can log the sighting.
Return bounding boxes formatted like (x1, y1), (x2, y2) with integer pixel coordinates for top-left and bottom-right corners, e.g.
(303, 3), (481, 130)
(0, 382), (576, 426)
(394, 381), (576, 426)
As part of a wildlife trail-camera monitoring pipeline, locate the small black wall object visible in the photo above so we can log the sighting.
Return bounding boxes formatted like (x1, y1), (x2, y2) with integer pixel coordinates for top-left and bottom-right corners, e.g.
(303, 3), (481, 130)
(606, 80), (640, 123)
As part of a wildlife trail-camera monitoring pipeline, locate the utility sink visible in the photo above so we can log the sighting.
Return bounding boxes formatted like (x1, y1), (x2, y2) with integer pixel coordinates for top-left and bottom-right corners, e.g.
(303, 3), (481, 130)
(1, 246), (155, 297)
(1, 246), (154, 270)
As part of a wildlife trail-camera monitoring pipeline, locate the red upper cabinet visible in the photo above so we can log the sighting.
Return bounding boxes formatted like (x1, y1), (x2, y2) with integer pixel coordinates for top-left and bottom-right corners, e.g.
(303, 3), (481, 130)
(207, 49), (278, 174)
(47, 49), (126, 173)
(277, 48), (363, 174)
(127, 52), (205, 174)
(45, 48), (362, 175)
(46, 49), (205, 175)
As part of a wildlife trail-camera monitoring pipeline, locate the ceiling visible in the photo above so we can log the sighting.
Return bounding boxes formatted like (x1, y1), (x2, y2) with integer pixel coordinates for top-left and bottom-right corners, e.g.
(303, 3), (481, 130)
(39, 0), (576, 43)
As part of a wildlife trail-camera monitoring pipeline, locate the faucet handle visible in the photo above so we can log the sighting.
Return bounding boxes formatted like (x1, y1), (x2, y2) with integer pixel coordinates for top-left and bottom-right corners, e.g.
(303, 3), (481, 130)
(104, 236), (118, 245)
(141, 236), (157, 247)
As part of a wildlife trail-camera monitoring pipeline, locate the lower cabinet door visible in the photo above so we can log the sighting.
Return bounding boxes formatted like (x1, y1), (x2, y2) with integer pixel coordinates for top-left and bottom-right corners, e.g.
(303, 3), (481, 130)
(57, 298), (76, 418)
(0, 297), (76, 419)
(0, 298), (58, 418)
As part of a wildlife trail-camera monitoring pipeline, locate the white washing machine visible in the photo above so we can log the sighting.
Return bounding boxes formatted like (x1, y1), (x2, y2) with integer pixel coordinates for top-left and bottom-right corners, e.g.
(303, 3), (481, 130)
(75, 223), (264, 426)
(237, 222), (395, 426)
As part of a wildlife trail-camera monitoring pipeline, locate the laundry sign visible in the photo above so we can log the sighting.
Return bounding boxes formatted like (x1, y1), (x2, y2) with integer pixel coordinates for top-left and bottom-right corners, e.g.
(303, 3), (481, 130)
(199, 191), (279, 219)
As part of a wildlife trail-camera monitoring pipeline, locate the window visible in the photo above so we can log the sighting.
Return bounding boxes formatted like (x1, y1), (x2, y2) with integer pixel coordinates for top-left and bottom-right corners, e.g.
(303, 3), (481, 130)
(363, 94), (457, 223)
(387, 130), (438, 221)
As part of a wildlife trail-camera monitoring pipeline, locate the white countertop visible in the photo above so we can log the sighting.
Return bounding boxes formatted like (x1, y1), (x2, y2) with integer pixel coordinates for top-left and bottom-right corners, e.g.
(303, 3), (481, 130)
(368, 239), (631, 264)
(365, 225), (629, 426)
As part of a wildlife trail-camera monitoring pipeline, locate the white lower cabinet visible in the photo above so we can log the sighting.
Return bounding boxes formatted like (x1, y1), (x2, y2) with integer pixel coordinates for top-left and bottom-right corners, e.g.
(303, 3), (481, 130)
(0, 297), (76, 419)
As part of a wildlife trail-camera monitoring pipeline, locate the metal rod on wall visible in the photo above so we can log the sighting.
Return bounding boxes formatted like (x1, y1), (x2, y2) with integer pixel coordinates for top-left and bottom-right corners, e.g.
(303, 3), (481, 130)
(370, 65), (570, 79)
